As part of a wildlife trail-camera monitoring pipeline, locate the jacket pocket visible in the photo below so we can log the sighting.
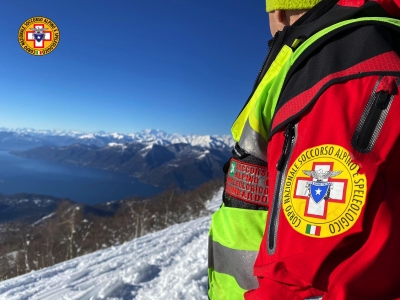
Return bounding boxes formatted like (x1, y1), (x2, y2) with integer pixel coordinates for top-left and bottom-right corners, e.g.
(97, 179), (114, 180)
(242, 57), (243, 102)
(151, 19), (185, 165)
(352, 76), (399, 153)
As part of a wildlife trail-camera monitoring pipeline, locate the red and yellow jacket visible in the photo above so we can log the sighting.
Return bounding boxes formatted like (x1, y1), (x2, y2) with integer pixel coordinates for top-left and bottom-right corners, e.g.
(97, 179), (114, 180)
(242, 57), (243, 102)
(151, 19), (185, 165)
(231, 0), (400, 299)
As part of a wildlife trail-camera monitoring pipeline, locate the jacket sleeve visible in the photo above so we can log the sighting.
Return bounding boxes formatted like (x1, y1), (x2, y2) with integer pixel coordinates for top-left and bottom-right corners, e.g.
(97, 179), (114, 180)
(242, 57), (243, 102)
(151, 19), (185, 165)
(246, 75), (400, 300)
(322, 75), (400, 300)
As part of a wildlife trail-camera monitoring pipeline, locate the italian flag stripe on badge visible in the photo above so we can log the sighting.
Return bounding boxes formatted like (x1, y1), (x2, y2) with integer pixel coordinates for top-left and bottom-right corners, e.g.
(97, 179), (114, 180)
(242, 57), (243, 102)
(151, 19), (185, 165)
(35, 50), (43, 55)
(306, 224), (321, 236)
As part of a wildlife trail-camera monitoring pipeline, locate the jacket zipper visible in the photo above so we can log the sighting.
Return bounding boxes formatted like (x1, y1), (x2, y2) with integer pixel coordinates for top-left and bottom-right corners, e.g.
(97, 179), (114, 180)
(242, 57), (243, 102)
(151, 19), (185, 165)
(276, 123), (295, 172)
(268, 123), (296, 255)
(357, 91), (390, 149)
(352, 77), (398, 153)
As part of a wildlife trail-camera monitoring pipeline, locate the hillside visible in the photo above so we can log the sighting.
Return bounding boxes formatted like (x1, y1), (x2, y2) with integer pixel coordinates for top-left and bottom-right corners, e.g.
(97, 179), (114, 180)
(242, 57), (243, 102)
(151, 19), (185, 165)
(0, 189), (222, 300)
(0, 193), (112, 225)
(14, 142), (230, 189)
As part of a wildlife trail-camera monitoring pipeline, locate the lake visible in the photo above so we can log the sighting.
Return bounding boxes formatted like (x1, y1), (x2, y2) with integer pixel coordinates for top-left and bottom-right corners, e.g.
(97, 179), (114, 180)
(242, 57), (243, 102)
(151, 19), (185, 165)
(0, 150), (162, 205)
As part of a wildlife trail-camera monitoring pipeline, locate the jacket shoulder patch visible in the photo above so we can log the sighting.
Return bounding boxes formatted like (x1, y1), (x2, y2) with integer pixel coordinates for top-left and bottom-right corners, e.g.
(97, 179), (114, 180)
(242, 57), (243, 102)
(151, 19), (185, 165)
(282, 144), (367, 238)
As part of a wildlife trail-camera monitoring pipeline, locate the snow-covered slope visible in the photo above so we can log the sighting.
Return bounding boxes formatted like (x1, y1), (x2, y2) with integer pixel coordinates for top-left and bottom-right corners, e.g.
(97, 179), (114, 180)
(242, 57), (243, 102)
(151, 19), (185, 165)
(0, 189), (223, 300)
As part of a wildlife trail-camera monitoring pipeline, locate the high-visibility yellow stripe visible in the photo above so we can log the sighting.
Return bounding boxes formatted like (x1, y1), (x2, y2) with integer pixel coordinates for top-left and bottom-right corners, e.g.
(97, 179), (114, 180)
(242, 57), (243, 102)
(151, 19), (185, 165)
(231, 45), (293, 142)
(208, 267), (247, 299)
(210, 204), (268, 251)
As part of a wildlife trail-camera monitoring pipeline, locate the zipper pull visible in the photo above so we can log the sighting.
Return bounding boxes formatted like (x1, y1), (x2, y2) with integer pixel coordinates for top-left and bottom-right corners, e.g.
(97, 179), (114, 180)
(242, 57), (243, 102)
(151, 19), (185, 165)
(276, 124), (295, 171)
(376, 91), (390, 109)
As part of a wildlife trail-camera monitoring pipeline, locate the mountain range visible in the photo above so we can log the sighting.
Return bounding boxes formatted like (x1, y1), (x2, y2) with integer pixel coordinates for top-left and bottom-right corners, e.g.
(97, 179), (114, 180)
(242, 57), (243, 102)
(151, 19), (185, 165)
(0, 128), (234, 150)
(1, 128), (234, 189)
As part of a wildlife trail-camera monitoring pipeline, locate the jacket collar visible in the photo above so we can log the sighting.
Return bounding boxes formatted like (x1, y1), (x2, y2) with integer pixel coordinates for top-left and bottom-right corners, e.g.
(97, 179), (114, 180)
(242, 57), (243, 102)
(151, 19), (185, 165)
(261, 0), (391, 83)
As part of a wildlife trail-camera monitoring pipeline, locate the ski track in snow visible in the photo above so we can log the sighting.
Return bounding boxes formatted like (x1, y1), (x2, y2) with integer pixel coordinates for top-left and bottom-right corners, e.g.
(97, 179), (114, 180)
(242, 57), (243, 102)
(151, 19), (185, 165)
(0, 190), (223, 300)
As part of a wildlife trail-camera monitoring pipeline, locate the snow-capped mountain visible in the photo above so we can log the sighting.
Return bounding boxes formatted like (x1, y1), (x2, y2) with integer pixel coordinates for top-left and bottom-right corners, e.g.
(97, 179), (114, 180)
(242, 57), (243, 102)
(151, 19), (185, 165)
(127, 129), (234, 150)
(0, 128), (234, 150)
(0, 189), (222, 300)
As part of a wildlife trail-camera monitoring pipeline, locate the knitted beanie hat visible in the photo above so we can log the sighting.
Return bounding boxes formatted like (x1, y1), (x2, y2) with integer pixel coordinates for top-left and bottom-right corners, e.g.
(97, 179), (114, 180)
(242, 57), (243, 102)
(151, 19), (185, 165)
(266, 0), (322, 12)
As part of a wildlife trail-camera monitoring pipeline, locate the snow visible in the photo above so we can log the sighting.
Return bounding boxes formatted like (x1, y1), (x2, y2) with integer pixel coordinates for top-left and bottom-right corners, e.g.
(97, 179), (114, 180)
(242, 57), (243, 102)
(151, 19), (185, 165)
(111, 133), (124, 140)
(0, 189), (223, 300)
(108, 143), (128, 150)
(79, 134), (96, 140)
(197, 150), (210, 160)
(31, 213), (55, 226)
(1, 127), (234, 150)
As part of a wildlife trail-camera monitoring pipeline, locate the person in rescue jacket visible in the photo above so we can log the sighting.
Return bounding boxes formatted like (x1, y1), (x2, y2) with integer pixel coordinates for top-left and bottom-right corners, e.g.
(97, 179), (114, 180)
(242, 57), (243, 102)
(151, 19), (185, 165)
(209, 0), (400, 299)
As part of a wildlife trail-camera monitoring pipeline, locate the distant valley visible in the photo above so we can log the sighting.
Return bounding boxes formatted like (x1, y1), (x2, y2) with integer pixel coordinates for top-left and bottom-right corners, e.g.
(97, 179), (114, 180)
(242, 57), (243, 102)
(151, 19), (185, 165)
(1, 128), (234, 189)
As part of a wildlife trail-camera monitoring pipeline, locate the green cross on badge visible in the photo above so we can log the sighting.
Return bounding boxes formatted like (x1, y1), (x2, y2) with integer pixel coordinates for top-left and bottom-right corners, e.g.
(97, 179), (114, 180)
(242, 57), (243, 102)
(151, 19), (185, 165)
(229, 161), (236, 177)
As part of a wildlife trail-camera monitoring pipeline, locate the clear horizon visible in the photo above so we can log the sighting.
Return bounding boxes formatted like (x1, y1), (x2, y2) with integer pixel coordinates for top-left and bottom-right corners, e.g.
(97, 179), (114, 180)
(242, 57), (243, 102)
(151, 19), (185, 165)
(2, 1), (271, 136)
(0, 126), (234, 137)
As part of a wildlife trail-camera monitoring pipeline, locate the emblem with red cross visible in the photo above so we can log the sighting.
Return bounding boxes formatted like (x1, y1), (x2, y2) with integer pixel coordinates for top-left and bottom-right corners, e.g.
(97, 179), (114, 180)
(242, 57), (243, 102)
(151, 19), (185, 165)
(26, 24), (52, 49)
(294, 162), (348, 219)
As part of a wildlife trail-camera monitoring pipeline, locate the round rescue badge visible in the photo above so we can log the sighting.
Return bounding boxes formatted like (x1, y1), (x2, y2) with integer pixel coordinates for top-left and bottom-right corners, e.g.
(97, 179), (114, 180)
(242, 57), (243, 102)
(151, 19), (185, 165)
(18, 17), (60, 56)
(282, 144), (367, 238)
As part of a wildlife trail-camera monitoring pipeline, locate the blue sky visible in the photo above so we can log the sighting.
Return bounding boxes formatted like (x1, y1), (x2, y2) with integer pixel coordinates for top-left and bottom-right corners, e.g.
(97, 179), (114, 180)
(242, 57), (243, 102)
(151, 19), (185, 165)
(2, 1), (271, 136)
